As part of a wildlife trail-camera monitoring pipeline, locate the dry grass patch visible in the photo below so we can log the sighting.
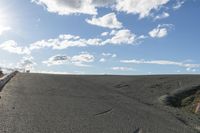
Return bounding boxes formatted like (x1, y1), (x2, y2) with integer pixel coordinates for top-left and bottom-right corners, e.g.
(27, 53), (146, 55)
(178, 90), (200, 115)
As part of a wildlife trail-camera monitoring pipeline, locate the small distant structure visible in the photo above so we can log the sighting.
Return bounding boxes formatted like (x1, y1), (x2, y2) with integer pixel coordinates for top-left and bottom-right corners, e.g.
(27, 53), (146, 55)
(26, 70), (30, 73)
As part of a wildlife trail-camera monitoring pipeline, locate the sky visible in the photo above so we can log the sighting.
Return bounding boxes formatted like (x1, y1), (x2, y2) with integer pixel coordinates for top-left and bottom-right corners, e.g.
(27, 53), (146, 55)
(0, 0), (200, 75)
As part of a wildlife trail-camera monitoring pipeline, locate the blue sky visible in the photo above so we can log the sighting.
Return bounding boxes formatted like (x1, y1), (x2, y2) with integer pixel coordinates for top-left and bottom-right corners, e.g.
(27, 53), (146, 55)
(0, 0), (200, 75)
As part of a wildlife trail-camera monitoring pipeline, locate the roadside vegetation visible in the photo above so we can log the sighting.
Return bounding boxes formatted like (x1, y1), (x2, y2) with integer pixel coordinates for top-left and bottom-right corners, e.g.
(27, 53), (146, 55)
(181, 91), (200, 114)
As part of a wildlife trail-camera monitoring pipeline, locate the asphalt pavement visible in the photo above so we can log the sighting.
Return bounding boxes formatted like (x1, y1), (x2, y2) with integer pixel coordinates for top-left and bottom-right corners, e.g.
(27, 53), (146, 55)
(0, 73), (198, 133)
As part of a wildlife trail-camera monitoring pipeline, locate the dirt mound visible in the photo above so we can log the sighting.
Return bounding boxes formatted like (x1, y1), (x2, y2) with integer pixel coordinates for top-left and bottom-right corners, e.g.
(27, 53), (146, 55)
(159, 85), (200, 114)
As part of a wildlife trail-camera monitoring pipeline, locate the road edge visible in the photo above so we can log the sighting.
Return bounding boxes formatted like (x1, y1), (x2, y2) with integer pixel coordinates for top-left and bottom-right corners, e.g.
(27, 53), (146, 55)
(0, 71), (18, 91)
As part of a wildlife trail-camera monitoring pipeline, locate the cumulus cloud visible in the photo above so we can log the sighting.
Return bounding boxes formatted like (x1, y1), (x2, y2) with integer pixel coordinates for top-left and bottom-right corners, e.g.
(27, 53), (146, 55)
(43, 52), (95, 67)
(102, 29), (136, 45)
(0, 26), (11, 35)
(99, 52), (117, 62)
(30, 34), (103, 50)
(149, 24), (173, 38)
(32, 0), (116, 15)
(31, 0), (115, 15)
(101, 32), (109, 36)
(99, 58), (106, 62)
(111, 66), (134, 71)
(154, 12), (169, 20)
(102, 52), (117, 57)
(0, 40), (31, 55)
(42, 55), (71, 66)
(86, 13), (123, 29)
(91, 0), (116, 7)
(0, 30), (143, 57)
(71, 52), (95, 66)
(32, 0), (179, 19)
(186, 67), (197, 72)
(31, 0), (98, 15)
(149, 27), (167, 38)
(115, 0), (169, 18)
(30, 29), (139, 51)
(0, 30), (139, 56)
(0, 57), (36, 73)
(0, 61), (17, 73)
(120, 59), (200, 69)
(173, 0), (185, 10)
(17, 56), (36, 71)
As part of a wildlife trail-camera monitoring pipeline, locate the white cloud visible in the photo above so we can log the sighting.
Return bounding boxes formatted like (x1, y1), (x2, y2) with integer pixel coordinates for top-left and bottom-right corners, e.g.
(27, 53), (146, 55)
(0, 61), (16, 73)
(86, 13), (123, 29)
(112, 54), (117, 58)
(42, 55), (71, 66)
(154, 12), (169, 20)
(173, 0), (185, 10)
(32, 0), (185, 19)
(99, 53), (117, 63)
(17, 56), (36, 71)
(31, 0), (117, 16)
(186, 67), (197, 72)
(0, 57), (36, 73)
(30, 29), (139, 51)
(0, 40), (31, 55)
(121, 59), (200, 68)
(31, 0), (117, 15)
(115, 0), (170, 18)
(0, 29), (144, 57)
(43, 52), (95, 67)
(31, 0), (98, 15)
(149, 24), (173, 38)
(30, 34), (103, 50)
(101, 32), (109, 36)
(0, 25), (11, 35)
(102, 53), (112, 56)
(99, 58), (106, 62)
(149, 27), (167, 38)
(86, 38), (102, 45)
(111, 66), (134, 71)
(110, 30), (117, 35)
(103, 29), (136, 45)
(91, 0), (116, 7)
(71, 52), (95, 66)
(102, 52), (117, 57)
(0, 29), (143, 57)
